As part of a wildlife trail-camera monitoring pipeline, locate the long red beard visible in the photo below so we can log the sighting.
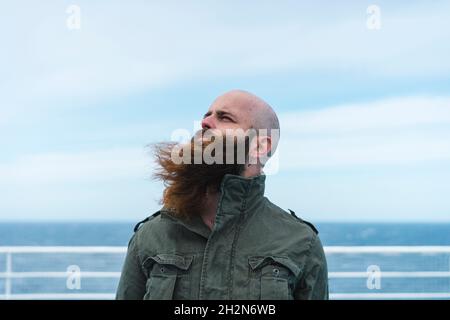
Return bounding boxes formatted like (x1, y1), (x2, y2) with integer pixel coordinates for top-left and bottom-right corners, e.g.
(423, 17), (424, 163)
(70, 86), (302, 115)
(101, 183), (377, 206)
(151, 132), (249, 220)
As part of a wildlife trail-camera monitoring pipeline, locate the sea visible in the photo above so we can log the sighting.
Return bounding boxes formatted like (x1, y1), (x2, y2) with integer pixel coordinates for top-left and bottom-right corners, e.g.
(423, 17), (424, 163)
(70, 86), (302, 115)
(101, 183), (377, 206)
(0, 222), (449, 299)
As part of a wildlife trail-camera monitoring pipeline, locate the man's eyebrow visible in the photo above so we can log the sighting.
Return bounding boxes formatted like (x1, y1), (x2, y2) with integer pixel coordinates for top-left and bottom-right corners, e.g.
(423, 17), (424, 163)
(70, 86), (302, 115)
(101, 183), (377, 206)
(203, 110), (236, 119)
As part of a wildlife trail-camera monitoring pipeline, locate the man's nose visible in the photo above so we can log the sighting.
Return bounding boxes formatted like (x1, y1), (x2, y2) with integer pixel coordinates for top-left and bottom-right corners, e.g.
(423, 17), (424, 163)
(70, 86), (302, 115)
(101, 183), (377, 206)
(201, 115), (216, 129)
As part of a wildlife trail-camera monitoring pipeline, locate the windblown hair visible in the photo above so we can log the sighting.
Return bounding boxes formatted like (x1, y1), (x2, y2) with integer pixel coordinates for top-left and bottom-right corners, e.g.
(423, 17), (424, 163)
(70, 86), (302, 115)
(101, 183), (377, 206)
(151, 134), (248, 220)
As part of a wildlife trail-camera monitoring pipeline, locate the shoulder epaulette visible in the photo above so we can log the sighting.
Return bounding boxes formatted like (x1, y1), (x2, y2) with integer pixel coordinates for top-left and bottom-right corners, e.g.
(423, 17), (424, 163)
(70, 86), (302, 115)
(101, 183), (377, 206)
(288, 209), (319, 235)
(133, 210), (161, 232)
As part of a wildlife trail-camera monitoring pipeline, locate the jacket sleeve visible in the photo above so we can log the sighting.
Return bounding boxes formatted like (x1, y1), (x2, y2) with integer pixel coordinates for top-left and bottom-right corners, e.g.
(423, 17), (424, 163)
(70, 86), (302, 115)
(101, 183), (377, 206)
(294, 234), (329, 300)
(116, 233), (147, 300)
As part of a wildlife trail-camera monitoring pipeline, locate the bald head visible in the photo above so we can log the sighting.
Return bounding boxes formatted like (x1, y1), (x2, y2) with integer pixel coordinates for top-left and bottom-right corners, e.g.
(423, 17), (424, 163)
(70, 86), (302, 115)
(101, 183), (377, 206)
(211, 89), (279, 132)
(205, 90), (280, 130)
(201, 89), (280, 158)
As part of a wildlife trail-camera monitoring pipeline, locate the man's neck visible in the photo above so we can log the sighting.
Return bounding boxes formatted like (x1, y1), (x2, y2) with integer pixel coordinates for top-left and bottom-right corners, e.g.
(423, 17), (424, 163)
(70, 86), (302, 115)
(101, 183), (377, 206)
(200, 167), (262, 230)
(242, 164), (262, 178)
(200, 189), (220, 230)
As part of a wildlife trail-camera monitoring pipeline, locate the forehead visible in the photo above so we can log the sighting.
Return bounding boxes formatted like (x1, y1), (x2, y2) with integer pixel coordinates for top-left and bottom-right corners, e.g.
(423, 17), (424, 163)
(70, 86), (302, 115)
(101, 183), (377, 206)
(208, 95), (255, 116)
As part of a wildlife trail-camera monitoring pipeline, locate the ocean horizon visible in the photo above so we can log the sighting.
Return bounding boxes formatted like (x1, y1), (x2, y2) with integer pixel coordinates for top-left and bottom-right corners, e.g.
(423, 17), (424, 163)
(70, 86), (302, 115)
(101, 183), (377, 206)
(1, 221), (450, 246)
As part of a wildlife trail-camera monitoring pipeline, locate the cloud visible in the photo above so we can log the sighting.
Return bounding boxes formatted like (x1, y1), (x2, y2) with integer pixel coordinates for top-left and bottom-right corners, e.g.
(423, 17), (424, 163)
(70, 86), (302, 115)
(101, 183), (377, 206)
(2, 1), (450, 122)
(0, 146), (162, 221)
(0, 147), (153, 186)
(1, 2), (450, 221)
(282, 96), (450, 134)
(277, 96), (450, 168)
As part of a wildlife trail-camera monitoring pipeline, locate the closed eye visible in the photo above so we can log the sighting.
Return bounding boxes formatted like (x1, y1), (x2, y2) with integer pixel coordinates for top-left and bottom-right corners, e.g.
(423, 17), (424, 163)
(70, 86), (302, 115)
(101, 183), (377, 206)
(217, 111), (235, 122)
(220, 115), (233, 121)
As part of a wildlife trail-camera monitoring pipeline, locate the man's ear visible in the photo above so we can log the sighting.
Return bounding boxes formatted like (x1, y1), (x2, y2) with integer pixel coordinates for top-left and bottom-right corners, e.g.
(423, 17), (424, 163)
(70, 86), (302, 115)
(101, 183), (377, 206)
(257, 136), (272, 166)
(248, 135), (272, 165)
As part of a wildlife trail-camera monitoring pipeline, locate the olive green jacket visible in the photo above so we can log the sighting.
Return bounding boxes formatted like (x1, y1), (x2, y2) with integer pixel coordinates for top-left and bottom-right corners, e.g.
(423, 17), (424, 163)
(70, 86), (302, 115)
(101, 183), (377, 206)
(116, 174), (329, 300)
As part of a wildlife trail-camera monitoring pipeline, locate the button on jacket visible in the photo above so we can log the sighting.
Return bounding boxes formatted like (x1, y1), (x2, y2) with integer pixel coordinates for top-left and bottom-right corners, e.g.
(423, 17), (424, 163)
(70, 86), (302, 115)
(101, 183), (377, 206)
(116, 174), (329, 300)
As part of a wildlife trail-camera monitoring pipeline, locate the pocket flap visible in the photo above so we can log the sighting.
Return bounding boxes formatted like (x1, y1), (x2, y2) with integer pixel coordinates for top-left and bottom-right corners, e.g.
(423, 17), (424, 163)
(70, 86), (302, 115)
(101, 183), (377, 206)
(144, 253), (194, 271)
(248, 256), (301, 277)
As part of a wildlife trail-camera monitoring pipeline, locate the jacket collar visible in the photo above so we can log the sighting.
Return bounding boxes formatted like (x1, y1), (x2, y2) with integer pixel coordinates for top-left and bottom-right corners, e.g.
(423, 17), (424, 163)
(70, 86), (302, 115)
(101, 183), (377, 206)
(161, 174), (266, 239)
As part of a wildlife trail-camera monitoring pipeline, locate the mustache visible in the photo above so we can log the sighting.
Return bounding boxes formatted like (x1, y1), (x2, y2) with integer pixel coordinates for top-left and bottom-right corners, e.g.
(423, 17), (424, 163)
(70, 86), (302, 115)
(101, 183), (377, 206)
(150, 131), (249, 219)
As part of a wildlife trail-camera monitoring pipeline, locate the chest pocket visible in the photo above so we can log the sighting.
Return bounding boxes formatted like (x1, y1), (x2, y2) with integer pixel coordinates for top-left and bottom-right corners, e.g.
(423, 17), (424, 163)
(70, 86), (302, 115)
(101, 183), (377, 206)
(248, 255), (301, 300)
(142, 253), (194, 300)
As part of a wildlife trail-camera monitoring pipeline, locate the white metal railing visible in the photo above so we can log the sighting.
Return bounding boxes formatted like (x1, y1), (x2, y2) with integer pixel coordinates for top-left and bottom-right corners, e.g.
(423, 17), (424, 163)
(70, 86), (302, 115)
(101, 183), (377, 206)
(1, 246), (449, 300)
(325, 246), (450, 300)
(0, 246), (126, 300)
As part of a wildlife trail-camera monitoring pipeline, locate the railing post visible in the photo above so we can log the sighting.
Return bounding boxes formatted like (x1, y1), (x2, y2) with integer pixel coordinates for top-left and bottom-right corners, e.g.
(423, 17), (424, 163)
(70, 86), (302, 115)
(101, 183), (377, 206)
(5, 251), (12, 300)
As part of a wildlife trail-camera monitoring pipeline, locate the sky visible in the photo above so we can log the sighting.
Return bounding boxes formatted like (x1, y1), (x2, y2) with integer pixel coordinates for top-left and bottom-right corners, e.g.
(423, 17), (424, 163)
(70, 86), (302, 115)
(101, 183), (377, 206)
(1, 1), (450, 222)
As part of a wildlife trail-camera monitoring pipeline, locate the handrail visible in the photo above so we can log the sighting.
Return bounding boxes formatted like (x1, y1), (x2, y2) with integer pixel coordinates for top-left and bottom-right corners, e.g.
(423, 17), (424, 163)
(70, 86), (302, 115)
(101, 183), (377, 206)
(1, 246), (449, 300)
(1, 245), (450, 253)
(0, 247), (127, 253)
(325, 246), (450, 253)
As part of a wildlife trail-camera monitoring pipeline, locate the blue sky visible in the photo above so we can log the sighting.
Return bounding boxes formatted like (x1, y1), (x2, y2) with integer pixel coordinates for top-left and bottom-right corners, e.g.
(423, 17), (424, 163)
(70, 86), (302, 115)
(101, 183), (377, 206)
(1, 1), (450, 222)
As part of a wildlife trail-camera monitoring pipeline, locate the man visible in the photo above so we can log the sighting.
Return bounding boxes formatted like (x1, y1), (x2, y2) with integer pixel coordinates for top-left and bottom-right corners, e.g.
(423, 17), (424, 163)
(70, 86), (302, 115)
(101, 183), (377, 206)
(116, 90), (329, 300)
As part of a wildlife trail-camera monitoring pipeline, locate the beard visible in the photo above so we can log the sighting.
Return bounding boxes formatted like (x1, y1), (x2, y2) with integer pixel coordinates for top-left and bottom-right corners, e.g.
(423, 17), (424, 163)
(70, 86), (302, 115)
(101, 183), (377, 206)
(151, 129), (250, 220)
